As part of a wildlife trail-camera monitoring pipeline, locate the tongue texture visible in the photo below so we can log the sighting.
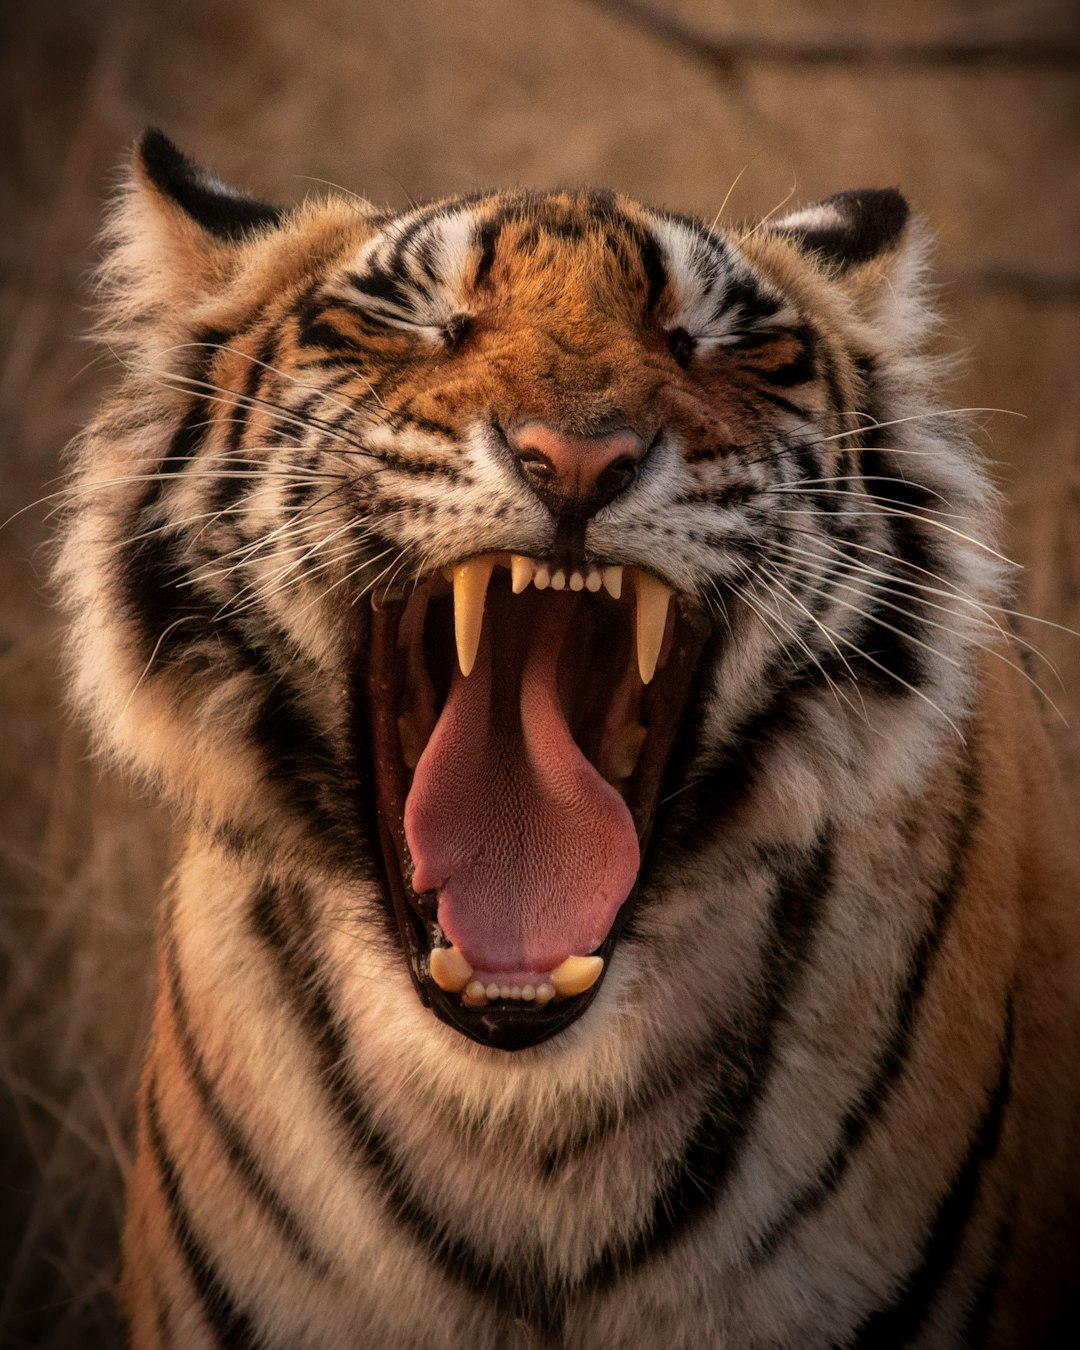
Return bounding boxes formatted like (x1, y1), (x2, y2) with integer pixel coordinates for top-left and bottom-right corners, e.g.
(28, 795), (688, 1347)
(405, 595), (640, 973)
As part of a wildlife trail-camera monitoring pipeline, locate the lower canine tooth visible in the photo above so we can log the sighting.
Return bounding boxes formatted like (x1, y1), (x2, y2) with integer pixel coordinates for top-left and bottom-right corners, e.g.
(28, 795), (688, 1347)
(549, 955), (604, 997)
(635, 571), (673, 684)
(429, 945), (474, 992)
(606, 722), (647, 782)
(398, 713), (424, 770)
(452, 555), (495, 677)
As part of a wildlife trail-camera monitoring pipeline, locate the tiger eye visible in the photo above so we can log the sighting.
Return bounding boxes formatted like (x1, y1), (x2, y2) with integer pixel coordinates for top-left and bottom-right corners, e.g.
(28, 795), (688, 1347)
(443, 312), (473, 348)
(667, 326), (695, 367)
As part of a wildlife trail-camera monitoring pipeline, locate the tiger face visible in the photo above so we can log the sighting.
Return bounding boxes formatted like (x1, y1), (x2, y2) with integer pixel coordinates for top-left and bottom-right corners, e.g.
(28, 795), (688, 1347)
(61, 133), (993, 1054)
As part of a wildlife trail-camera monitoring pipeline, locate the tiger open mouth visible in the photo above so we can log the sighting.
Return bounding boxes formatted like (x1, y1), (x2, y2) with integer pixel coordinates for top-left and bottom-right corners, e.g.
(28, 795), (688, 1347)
(367, 555), (707, 1049)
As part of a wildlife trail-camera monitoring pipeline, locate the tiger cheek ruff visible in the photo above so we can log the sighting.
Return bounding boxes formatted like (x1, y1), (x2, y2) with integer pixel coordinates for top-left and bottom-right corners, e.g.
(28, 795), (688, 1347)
(57, 131), (1080, 1348)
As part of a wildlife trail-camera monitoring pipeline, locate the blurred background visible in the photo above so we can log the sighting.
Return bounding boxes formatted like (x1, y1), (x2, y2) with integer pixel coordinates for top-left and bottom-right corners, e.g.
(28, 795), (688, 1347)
(1, 0), (1078, 1344)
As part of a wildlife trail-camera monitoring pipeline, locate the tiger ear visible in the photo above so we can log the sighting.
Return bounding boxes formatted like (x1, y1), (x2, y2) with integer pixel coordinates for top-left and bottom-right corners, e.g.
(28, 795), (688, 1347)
(135, 129), (283, 242)
(769, 188), (910, 272)
(99, 131), (285, 339)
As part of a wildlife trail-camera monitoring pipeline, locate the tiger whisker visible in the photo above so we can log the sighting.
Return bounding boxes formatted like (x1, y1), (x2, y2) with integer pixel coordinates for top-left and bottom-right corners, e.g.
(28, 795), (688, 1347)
(151, 370), (389, 466)
(816, 407), (1023, 444)
(765, 478), (959, 513)
(779, 560), (1068, 726)
(771, 505), (1019, 566)
(212, 538), (379, 620)
(766, 534), (1064, 683)
(170, 340), (387, 412)
(729, 560), (866, 722)
(749, 561), (870, 721)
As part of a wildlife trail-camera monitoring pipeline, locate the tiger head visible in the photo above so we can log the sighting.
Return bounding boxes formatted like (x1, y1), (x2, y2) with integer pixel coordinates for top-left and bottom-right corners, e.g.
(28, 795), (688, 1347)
(59, 132), (994, 1051)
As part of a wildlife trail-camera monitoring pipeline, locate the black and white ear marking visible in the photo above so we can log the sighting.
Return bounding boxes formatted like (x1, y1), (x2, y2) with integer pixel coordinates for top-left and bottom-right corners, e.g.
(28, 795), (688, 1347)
(772, 189), (910, 270)
(137, 129), (283, 241)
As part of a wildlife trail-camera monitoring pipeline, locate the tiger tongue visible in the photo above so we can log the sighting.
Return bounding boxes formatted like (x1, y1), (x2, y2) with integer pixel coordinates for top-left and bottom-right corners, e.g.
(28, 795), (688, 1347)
(404, 592), (640, 974)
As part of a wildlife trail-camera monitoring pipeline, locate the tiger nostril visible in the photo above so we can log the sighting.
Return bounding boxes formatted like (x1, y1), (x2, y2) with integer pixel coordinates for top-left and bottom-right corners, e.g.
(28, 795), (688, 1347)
(505, 420), (652, 519)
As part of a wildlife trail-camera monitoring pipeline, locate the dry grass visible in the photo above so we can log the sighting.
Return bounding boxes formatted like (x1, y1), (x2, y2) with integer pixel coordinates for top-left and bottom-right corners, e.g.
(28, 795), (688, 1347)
(1, 0), (1077, 1345)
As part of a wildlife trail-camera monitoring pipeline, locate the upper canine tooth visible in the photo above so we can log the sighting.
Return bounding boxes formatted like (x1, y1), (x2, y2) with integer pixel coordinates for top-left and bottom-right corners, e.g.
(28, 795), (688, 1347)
(430, 944), (474, 992)
(549, 955), (604, 997)
(510, 555), (534, 594)
(452, 555), (495, 677)
(602, 566), (623, 600)
(635, 571), (673, 684)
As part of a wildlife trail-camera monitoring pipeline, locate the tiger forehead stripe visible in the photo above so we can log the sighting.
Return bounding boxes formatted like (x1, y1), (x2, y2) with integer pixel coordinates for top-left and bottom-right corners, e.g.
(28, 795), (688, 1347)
(56, 130), (1080, 1350)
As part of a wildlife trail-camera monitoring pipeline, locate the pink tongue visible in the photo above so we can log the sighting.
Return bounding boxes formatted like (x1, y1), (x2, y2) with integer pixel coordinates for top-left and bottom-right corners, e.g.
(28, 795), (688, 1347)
(404, 596), (640, 972)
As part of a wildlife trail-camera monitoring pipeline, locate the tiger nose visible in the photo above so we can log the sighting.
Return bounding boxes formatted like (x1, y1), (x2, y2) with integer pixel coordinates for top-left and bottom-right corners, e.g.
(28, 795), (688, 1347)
(507, 421), (648, 518)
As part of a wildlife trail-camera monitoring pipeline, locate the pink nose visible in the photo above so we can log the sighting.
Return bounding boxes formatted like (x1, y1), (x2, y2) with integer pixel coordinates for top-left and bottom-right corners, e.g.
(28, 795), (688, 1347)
(508, 421), (647, 516)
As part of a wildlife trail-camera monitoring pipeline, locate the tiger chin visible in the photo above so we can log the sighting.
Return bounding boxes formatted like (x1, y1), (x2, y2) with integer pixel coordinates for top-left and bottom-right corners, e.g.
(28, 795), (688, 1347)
(57, 130), (1079, 1349)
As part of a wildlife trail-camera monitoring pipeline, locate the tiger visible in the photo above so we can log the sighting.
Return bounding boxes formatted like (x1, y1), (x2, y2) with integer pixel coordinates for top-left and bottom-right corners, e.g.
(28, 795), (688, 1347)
(56, 128), (1080, 1349)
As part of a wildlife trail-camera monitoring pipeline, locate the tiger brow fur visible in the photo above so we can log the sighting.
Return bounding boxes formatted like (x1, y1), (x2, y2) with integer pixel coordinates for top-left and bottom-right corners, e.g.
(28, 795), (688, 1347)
(56, 134), (1080, 1348)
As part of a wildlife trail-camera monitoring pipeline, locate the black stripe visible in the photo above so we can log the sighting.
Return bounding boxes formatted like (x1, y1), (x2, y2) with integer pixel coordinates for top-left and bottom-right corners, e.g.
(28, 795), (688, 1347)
(959, 1219), (1011, 1348)
(754, 322), (817, 387)
(473, 218), (501, 288)
(588, 829), (834, 1290)
(162, 902), (328, 1273)
(657, 652), (814, 858)
(716, 266), (783, 331)
(849, 995), (1014, 1348)
(118, 332), (229, 668)
(747, 731), (981, 1262)
(145, 1075), (263, 1349)
(249, 878), (556, 1331)
(249, 670), (357, 859)
(212, 327), (282, 517)
(638, 229), (669, 314)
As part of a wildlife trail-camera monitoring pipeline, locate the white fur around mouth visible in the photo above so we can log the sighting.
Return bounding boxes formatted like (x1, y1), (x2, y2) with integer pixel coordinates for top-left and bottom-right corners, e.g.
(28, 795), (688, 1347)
(429, 944), (604, 1006)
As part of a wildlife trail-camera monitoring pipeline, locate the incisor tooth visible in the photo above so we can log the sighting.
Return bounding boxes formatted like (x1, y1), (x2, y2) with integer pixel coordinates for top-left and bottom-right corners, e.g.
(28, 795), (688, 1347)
(635, 571), (673, 684)
(585, 569), (602, 593)
(569, 570), (584, 591)
(452, 555), (495, 677)
(534, 565), (551, 590)
(549, 955), (604, 997)
(550, 569), (566, 591)
(510, 554), (533, 593)
(429, 945), (474, 993)
(602, 566), (623, 600)
(534, 982), (556, 1005)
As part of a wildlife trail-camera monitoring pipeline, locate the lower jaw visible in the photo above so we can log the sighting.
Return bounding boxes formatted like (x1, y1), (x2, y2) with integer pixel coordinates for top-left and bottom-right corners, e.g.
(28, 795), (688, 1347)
(366, 574), (708, 1052)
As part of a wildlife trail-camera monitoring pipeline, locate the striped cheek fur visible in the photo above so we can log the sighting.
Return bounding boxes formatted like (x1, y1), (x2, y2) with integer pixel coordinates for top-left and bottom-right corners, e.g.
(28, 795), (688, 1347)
(55, 131), (1080, 1349)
